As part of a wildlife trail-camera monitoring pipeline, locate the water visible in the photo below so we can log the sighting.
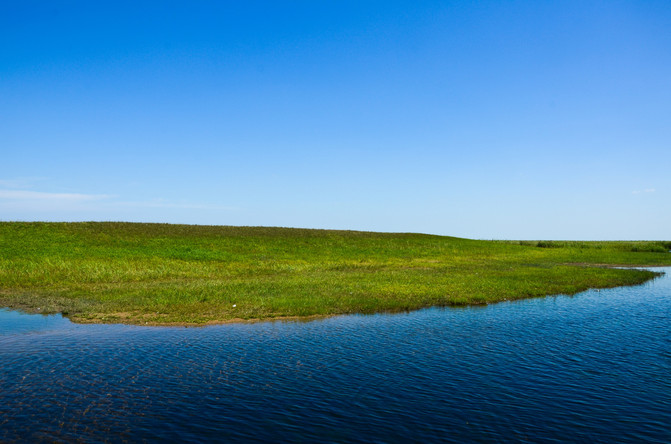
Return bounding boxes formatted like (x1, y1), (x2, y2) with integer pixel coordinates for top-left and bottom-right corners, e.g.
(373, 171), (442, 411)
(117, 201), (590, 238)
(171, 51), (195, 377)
(2, 269), (670, 443)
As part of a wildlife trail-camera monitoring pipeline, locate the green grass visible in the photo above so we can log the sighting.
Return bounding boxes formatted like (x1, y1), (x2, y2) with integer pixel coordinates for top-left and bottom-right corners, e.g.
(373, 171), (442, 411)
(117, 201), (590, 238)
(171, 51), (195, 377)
(1, 222), (670, 325)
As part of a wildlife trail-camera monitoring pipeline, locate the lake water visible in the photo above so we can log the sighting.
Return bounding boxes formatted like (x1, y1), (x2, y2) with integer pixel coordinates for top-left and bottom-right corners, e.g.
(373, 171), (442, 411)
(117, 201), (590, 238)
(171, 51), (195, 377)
(2, 268), (670, 443)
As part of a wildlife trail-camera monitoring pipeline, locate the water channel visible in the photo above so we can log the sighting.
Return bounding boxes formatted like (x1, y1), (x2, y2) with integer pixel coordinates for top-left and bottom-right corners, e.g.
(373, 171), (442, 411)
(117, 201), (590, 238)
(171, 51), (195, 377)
(2, 268), (670, 442)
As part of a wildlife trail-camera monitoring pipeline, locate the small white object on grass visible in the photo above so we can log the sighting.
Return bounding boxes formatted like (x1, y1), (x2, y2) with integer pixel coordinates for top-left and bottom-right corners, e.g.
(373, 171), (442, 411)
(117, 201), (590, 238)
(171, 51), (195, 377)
(233, 304), (237, 308)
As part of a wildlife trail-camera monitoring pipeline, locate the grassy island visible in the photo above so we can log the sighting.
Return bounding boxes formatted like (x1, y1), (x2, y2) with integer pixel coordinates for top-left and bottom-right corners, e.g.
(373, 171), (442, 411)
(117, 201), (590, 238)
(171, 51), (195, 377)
(1, 222), (670, 325)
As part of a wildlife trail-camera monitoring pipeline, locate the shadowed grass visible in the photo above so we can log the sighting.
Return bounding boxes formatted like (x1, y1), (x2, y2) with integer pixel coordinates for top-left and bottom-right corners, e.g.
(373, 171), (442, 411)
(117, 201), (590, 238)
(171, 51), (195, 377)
(1, 222), (670, 325)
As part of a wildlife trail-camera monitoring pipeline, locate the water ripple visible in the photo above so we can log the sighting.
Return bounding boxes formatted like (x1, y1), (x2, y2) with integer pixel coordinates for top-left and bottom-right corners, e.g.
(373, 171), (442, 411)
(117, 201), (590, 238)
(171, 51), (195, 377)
(1, 269), (671, 442)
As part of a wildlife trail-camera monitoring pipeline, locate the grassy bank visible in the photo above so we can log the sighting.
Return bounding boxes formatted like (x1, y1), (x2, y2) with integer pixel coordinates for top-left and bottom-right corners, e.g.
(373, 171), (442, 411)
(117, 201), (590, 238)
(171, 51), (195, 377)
(1, 222), (670, 325)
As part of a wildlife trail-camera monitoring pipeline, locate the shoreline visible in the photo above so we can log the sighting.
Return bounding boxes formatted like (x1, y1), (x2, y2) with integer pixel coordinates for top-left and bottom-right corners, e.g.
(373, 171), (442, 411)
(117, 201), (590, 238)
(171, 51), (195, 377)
(3, 266), (665, 327)
(1, 222), (670, 327)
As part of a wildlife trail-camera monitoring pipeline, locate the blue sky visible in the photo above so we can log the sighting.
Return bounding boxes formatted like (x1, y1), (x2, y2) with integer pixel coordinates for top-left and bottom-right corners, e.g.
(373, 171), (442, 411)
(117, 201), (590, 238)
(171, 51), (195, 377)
(2, 1), (670, 239)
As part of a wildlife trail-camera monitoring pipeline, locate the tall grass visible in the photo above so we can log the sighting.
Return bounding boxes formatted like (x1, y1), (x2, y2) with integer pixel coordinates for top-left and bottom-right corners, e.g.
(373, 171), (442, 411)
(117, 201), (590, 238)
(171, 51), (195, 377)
(1, 222), (670, 325)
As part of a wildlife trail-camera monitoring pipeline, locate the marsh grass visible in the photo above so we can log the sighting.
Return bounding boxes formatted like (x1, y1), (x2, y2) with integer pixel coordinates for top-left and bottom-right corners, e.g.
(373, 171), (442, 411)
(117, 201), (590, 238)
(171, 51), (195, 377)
(1, 222), (670, 325)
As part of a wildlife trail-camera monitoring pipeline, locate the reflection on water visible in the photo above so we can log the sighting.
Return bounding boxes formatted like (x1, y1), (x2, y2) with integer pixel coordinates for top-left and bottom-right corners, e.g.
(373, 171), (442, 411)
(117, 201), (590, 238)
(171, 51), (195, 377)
(0, 309), (71, 335)
(1, 269), (671, 442)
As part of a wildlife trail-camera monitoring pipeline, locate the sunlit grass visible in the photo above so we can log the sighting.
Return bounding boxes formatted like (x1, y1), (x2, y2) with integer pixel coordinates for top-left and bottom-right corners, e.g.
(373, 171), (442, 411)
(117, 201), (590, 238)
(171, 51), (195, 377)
(1, 222), (670, 325)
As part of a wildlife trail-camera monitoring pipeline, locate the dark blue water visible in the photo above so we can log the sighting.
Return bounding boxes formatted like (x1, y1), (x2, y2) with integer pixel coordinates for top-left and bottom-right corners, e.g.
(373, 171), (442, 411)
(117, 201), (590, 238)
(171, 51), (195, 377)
(2, 269), (670, 443)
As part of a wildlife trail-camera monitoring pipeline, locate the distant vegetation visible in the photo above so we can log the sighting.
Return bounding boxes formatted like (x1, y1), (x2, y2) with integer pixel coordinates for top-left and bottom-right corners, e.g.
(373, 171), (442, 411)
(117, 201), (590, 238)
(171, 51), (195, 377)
(510, 240), (671, 253)
(1, 222), (670, 325)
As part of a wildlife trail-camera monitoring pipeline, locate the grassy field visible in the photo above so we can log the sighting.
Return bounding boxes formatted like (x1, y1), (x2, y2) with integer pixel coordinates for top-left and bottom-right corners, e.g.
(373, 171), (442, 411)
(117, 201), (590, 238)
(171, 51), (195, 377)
(1, 222), (670, 325)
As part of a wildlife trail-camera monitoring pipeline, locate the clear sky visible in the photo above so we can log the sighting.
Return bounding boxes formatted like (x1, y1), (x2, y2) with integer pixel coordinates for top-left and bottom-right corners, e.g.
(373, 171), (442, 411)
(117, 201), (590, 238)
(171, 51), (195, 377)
(2, 1), (670, 240)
